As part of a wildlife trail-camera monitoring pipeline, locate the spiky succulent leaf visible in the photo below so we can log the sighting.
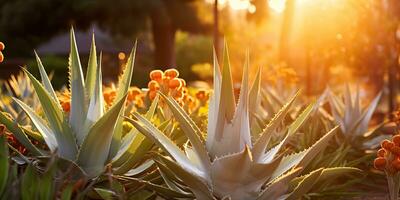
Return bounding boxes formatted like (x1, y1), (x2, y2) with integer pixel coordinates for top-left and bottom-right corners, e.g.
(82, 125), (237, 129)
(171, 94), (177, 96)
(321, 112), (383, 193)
(109, 42), (137, 159)
(210, 146), (282, 199)
(208, 51), (252, 158)
(13, 98), (57, 151)
(258, 102), (314, 164)
(154, 155), (214, 200)
(117, 175), (193, 198)
(69, 28), (88, 145)
(125, 113), (206, 179)
(258, 168), (302, 200)
(113, 95), (159, 174)
(207, 42), (237, 158)
(270, 126), (338, 180)
(252, 92), (299, 161)
(77, 94), (127, 178)
(22, 68), (77, 160)
(34, 51), (59, 105)
(289, 167), (363, 188)
(124, 160), (155, 176)
(349, 92), (382, 136)
(85, 34), (98, 98)
(249, 66), (262, 115)
(207, 48), (222, 152)
(284, 168), (323, 200)
(158, 93), (210, 171)
(84, 52), (104, 131)
(0, 112), (43, 156)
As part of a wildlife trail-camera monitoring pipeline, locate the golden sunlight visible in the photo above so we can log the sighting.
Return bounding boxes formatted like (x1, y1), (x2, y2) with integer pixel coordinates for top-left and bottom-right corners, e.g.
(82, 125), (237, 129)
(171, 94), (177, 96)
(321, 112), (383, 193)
(269, 0), (286, 13)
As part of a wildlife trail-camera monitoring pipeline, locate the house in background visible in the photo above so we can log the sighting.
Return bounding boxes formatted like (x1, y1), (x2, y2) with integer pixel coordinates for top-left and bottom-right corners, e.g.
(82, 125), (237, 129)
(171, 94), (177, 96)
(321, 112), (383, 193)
(36, 24), (135, 83)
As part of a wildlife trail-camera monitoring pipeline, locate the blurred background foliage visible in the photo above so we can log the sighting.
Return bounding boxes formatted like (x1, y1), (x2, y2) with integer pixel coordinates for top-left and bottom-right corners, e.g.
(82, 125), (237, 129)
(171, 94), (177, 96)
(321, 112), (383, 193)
(1, 0), (400, 112)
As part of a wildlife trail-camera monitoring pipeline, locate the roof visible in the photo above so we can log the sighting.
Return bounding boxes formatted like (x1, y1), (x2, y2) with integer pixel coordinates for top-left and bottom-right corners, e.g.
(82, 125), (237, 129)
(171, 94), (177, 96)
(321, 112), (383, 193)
(36, 24), (132, 55)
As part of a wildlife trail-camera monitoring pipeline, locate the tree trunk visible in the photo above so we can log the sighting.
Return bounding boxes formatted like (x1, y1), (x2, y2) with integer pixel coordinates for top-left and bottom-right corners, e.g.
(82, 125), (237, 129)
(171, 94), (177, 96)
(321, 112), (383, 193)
(151, 8), (176, 69)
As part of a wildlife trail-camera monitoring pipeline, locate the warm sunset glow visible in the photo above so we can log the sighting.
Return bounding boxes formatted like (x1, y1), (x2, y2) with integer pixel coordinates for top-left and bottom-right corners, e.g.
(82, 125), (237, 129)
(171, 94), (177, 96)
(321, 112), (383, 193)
(269, 0), (286, 13)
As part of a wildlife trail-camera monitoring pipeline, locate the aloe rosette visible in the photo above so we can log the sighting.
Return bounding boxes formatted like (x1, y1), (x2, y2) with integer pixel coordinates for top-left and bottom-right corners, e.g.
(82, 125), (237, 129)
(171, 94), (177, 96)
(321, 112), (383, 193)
(328, 86), (382, 146)
(126, 46), (359, 200)
(0, 28), (152, 178)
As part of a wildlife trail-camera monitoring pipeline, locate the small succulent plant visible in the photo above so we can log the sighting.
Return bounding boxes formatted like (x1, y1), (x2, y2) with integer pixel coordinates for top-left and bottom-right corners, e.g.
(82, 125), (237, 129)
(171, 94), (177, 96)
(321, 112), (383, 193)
(328, 86), (381, 142)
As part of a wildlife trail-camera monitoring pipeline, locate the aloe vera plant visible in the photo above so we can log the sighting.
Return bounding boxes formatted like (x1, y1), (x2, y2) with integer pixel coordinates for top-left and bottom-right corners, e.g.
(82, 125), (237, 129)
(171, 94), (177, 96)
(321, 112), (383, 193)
(126, 46), (359, 200)
(0, 28), (146, 178)
(328, 86), (382, 146)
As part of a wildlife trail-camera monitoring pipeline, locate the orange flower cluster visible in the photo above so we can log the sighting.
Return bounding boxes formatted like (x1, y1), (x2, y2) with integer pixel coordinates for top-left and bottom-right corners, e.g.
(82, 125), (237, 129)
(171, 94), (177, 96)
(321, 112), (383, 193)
(147, 69), (193, 107)
(58, 86), (145, 113)
(0, 124), (28, 154)
(103, 86), (144, 107)
(374, 135), (400, 174)
(0, 42), (5, 63)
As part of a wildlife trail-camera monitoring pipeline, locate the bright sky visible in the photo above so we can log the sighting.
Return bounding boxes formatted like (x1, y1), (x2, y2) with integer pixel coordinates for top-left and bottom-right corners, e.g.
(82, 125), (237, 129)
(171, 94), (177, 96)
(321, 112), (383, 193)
(268, 0), (286, 13)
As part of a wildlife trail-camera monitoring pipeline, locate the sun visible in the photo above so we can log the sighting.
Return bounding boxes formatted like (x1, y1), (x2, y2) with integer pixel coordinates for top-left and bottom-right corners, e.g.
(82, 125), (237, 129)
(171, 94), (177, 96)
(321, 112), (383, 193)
(269, 0), (286, 13)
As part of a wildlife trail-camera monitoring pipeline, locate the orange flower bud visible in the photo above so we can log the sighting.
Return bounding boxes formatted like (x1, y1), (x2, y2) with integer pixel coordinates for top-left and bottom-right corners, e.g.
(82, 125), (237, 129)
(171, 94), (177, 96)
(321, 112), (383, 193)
(382, 140), (394, 150)
(103, 90), (116, 105)
(374, 157), (386, 170)
(149, 90), (157, 100)
(169, 78), (182, 89)
(164, 68), (179, 78)
(0, 52), (3, 63)
(61, 101), (71, 112)
(0, 42), (4, 51)
(127, 92), (135, 102)
(150, 70), (163, 81)
(393, 135), (400, 146)
(182, 87), (188, 94)
(130, 87), (141, 95)
(163, 76), (171, 87)
(393, 158), (400, 171)
(148, 80), (160, 91)
(174, 91), (184, 99)
(196, 90), (208, 101)
(392, 146), (400, 155)
(377, 148), (386, 157)
(179, 79), (186, 87)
